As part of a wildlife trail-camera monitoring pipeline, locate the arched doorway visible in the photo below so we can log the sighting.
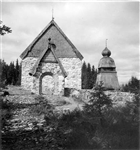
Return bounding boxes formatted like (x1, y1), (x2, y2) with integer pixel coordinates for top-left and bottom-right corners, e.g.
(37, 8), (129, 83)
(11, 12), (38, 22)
(39, 72), (54, 95)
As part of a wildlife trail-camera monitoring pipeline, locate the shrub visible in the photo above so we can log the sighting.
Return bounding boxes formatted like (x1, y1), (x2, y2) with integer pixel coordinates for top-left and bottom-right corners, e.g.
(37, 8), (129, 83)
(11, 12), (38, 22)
(102, 93), (139, 149)
(29, 96), (54, 117)
(1, 97), (13, 134)
(2, 88), (139, 150)
(83, 83), (112, 128)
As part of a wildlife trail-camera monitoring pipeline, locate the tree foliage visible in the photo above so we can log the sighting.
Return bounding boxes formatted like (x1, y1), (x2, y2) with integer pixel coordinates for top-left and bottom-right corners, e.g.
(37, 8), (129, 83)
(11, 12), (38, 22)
(121, 76), (139, 94)
(82, 61), (97, 89)
(0, 59), (21, 86)
(84, 82), (112, 128)
(84, 83), (112, 114)
(0, 21), (12, 35)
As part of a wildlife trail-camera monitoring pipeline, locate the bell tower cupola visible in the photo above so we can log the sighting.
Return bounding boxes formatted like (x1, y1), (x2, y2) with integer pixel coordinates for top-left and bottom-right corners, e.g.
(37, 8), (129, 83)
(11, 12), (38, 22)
(96, 40), (119, 90)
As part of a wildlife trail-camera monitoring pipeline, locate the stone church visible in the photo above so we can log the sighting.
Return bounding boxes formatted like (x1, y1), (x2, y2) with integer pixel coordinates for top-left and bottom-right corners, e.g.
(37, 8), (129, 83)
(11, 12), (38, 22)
(20, 19), (83, 95)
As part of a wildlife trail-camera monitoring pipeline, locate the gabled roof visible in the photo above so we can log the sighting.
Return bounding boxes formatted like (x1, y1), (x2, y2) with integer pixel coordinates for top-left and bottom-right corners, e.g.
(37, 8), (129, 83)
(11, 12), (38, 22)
(20, 19), (83, 60)
(29, 45), (67, 77)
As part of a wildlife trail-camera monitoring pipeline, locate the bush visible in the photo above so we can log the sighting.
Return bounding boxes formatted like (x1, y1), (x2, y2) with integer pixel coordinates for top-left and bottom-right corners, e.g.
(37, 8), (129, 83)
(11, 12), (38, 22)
(1, 97), (13, 132)
(1, 88), (139, 150)
(29, 96), (54, 117)
(83, 83), (112, 127)
(1, 95), (64, 150)
(29, 97), (100, 149)
(102, 93), (139, 149)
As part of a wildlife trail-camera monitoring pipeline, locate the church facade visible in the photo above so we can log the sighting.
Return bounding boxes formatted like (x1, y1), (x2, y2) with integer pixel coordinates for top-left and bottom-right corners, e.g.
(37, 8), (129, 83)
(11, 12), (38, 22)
(20, 19), (83, 95)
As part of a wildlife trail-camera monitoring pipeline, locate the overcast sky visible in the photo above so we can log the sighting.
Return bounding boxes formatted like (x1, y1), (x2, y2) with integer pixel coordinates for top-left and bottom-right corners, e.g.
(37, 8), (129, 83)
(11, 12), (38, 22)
(0, 1), (139, 84)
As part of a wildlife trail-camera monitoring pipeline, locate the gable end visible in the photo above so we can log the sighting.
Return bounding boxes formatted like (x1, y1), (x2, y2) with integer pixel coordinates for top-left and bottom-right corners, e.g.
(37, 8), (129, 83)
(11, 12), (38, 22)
(20, 20), (83, 60)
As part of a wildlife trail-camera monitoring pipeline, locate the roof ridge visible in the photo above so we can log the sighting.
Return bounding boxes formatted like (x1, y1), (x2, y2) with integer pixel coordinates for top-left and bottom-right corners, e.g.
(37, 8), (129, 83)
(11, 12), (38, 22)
(20, 20), (53, 59)
(20, 19), (83, 60)
(50, 20), (83, 60)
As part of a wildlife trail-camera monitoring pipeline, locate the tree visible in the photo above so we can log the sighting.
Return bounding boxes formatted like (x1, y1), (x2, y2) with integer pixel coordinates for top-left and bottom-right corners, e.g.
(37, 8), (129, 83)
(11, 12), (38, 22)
(91, 65), (97, 87)
(1, 60), (7, 82)
(14, 59), (20, 84)
(16, 60), (21, 85)
(0, 59), (21, 86)
(84, 82), (112, 126)
(82, 61), (88, 89)
(121, 76), (139, 93)
(0, 21), (12, 89)
(0, 21), (12, 35)
(82, 62), (97, 89)
(0, 60), (6, 89)
(87, 63), (92, 89)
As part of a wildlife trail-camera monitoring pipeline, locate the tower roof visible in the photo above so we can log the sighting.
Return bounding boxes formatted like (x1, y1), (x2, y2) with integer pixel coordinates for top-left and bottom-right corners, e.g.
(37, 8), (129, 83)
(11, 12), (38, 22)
(102, 47), (111, 57)
(98, 57), (116, 68)
(98, 46), (116, 68)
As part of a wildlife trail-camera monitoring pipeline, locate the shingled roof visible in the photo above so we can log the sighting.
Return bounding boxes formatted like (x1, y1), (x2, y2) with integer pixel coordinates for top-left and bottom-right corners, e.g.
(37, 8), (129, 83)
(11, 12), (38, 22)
(20, 19), (83, 60)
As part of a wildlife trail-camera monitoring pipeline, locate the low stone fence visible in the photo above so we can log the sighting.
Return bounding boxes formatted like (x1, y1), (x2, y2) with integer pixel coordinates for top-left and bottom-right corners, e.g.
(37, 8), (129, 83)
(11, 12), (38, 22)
(69, 88), (134, 106)
(105, 91), (134, 106)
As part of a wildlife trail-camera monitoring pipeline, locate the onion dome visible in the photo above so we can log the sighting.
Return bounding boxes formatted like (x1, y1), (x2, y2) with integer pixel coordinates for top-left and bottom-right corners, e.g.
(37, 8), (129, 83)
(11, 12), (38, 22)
(102, 47), (111, 57)
(98, 46), (116, 68)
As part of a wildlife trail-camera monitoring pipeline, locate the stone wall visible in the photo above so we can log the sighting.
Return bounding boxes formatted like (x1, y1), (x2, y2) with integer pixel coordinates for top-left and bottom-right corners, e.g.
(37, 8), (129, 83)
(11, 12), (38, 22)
(21, 57), (37, 91)
(60, 58), (82, 89)
(104, 91), (134, 106)
(32, 62), (64, 95)
(71, 89), (134, 107)
(21, 57), (82, 95)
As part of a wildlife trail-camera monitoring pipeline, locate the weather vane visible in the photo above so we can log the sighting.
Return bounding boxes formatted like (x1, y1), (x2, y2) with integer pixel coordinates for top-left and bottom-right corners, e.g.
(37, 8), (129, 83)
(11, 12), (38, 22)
(52, 8), (54, 20)
(106, 39), (108, 47)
